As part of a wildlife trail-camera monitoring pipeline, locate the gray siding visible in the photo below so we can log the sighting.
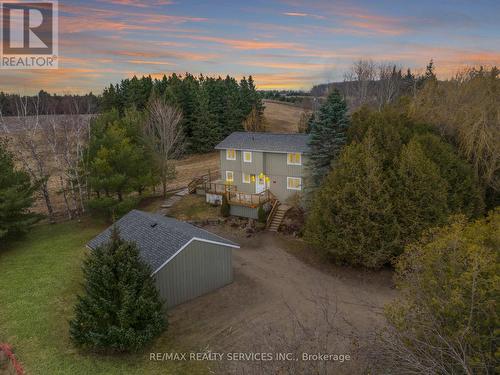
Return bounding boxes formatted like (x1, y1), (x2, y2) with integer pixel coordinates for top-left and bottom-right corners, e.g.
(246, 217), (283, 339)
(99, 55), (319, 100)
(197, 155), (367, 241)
(219, 148), (308, 204)
(230, 205), (259, 219)
(154, 240), (233, 308)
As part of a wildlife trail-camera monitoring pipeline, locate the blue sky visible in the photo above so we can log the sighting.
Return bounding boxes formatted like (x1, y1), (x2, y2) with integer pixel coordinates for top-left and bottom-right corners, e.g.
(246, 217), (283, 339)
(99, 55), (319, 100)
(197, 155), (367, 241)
(1, 0), (499, 94)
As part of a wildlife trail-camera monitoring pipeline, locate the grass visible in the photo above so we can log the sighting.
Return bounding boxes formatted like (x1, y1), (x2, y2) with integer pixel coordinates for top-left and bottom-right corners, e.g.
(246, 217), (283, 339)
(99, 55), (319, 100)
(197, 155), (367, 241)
(263, 100), (304, 133)
(0, 219), (209, 375)
(168, 195), (221, 221)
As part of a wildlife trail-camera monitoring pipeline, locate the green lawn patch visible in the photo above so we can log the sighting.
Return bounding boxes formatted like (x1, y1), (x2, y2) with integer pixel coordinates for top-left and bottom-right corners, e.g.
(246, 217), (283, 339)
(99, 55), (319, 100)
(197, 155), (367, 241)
(0, 219), (208, 375)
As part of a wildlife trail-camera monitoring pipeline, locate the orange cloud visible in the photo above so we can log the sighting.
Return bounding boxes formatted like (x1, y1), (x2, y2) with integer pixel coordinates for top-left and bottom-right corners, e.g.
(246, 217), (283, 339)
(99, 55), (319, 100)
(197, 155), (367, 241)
(126, 60), (176, 66)
(183, 35), (305, 51)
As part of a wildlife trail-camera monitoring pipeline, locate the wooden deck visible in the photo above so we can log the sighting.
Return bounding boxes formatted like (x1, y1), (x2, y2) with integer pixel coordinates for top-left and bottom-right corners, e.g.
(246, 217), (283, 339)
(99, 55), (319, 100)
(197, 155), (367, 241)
(190, 174), (275, 208)
(227, 190), (274, 208)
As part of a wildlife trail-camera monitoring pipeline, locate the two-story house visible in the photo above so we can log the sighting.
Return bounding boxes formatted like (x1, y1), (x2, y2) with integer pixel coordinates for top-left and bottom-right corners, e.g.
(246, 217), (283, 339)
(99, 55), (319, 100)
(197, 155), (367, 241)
(206, 132), (309, 218)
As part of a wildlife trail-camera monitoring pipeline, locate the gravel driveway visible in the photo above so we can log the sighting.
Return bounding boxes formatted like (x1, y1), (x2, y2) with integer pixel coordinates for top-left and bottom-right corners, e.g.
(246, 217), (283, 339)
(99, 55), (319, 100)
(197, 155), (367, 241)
(167, 230), (396, 374)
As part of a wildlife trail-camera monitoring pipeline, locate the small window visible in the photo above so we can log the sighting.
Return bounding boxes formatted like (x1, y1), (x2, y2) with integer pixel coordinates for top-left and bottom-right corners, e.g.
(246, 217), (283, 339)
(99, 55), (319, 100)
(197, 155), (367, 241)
(287, 152), (302, 165)
(226, 171), (234, 183)
(226, 149), (236, 160)
(287, 177), (302, 191)
(242, 173), (251, 184)
(243, 151), (252, 163)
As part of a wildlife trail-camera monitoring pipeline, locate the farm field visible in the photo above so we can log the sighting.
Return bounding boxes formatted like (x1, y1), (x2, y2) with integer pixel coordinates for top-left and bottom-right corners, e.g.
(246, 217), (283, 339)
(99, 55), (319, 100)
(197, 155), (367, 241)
(263, 99), (305, 133)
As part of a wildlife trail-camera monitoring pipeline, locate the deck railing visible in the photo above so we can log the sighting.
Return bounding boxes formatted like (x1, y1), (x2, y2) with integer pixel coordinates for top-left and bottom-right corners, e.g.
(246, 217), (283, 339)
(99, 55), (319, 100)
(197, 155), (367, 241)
(204, 182), (238, 195)
(227, 189), (274, 208)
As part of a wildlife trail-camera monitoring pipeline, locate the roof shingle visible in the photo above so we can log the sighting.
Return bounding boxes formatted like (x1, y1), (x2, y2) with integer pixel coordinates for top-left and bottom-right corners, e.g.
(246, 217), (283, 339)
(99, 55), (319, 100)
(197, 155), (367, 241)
(87, 210), (239, 272)
(215, 132), (310, 153)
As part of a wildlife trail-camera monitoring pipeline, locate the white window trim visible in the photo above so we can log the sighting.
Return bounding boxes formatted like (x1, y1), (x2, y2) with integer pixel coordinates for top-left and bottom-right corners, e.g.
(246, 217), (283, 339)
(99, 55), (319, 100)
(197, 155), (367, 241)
(242, 173), (251, 184)
(226, 170), (234, 182)
(287, 152), (302, 166)
(226, 149), (236, 161)
(243, 151), (252, 163)
(287, 177), (302, 191)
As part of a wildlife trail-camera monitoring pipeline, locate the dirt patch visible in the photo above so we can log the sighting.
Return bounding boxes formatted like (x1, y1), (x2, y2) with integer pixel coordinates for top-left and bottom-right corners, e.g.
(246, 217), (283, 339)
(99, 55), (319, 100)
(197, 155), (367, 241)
(167, 228), (396, 373)
(167, 195), (221, 221)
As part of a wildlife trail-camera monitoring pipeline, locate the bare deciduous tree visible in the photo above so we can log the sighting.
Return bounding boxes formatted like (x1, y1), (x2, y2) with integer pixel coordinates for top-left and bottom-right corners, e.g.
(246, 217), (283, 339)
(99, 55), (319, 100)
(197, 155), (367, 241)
(144, 99), (185, 198)
(42, 109), (90, 219)
(0, 95), (55, 222)
(344, 59), (376, 108)
(243, 106), (266, 132)
(377, 63), (402, 109)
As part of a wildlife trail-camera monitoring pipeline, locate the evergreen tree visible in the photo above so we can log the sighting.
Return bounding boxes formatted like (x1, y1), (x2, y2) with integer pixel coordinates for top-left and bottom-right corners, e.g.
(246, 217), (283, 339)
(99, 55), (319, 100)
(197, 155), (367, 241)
(191, 82), (219, 153)
(0, 141), (40, 242)
(414, 133), (484, 217)
(395, 139), (449, 245)
(86, 109), (156, 201)
(70, 228), (165, 352)
(305, 131), (400, 268)
(307, 89), (350, 187)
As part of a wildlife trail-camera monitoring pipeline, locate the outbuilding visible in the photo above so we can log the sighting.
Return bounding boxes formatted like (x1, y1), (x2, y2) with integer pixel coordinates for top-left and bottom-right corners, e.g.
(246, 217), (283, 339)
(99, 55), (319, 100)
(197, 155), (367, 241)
(87, 210), (239, 308)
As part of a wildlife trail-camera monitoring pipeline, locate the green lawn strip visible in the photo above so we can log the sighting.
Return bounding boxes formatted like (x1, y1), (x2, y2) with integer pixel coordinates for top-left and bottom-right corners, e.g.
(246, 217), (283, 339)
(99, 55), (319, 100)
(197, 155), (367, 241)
(0, 220), (208, 375)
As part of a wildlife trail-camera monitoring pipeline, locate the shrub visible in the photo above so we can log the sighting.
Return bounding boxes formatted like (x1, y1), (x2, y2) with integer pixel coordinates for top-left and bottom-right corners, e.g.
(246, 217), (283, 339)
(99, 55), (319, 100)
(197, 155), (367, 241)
(373, 210), (500, 374)
(257, 205), (267, 223)
(220, 194), (230, 217)
(69, 228), (165, 352)
(305, 131), (400, 268)
(0, 140), (40, 242)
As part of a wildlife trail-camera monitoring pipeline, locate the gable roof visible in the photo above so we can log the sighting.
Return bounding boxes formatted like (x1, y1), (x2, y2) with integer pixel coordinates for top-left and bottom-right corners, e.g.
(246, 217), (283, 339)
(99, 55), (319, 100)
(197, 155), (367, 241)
(87, 210), (239, 274)
(215, 132), (310, 153)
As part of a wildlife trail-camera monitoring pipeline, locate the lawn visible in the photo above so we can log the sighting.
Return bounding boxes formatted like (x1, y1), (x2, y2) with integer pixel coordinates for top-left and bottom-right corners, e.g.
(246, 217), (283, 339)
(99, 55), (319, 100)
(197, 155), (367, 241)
(0, 220), (209, 375)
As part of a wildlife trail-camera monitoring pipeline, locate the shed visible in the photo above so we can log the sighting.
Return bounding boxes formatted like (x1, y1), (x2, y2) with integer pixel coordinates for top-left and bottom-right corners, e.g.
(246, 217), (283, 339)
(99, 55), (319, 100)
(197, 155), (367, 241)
(87, 210), (239, 308)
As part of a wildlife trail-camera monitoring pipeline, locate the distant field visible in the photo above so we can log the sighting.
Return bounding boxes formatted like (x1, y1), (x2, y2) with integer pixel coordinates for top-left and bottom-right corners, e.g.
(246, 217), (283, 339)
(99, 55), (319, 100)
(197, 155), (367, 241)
(263, 99), (306, 133)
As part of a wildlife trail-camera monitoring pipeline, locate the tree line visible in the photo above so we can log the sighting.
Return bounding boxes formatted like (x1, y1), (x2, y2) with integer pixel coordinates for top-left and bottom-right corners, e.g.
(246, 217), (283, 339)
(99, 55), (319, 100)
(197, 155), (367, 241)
(100, 73), (264, 153)
(0, 90), (100, 116)
(301, 63), (498, 374)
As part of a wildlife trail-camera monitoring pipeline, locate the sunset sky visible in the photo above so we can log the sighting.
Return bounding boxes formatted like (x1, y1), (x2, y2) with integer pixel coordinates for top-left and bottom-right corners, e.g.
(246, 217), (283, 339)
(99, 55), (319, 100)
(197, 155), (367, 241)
(1, 0), (499, 94)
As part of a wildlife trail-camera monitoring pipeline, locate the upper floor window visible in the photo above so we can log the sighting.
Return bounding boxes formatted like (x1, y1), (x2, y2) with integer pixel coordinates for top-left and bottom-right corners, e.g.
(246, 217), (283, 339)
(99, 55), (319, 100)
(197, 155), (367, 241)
(226, 149), (236, 160)
(287, 177), (302, 191)
(226, 170), (234, 183)
(287, 152), (302, 165)
(242, 173), (251, 184)
(243, 151), (252, 163)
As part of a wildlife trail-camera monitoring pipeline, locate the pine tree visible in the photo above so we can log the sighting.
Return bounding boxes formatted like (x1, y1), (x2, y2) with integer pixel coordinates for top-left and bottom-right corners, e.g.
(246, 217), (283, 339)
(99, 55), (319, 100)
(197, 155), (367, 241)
(69, 228), (165, 352)
(305, 131), (400, 269)
(307, 89), (349, 187)
(0, 140), (40, 242)
(192, 82), (219, 153)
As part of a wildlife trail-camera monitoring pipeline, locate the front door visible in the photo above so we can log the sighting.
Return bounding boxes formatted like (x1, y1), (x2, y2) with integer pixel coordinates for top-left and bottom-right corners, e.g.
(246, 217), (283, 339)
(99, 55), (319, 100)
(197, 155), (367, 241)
(255, 175), (266, 193)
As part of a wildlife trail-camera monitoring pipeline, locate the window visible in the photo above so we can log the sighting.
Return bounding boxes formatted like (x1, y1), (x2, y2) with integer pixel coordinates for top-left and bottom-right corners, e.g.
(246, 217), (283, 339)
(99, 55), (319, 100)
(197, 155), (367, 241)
(243, 151), (252, 163)
(287, 152), (302, 165)
(226, 171), (234, 183)
(242, 173), (251, 184)
(226, 149), (236, 160)
(287, 177), (302, 191)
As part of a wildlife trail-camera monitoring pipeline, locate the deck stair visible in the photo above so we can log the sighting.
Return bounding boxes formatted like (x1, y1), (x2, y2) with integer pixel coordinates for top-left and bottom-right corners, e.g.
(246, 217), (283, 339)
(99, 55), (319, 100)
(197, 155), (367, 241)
(267, 203), (290, 232)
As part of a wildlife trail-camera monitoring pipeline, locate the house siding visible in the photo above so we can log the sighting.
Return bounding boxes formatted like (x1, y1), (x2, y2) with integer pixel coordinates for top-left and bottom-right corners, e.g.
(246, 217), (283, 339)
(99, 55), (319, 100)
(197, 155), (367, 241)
(154, 240), (233, 308)
(219, 149), (307, 205)
(230, 205), (259, 219)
